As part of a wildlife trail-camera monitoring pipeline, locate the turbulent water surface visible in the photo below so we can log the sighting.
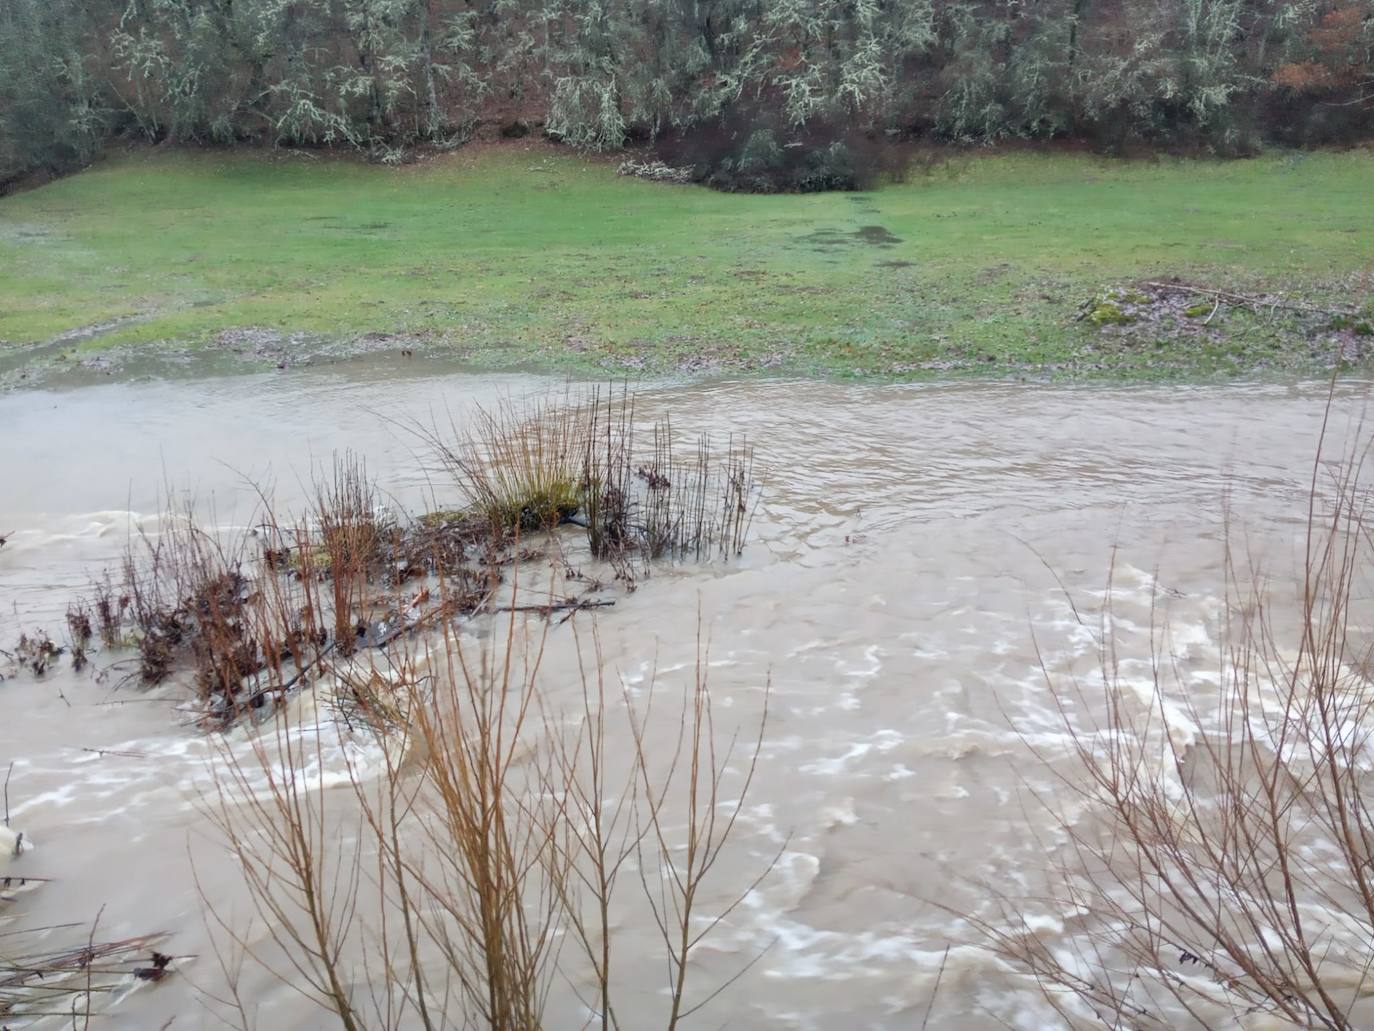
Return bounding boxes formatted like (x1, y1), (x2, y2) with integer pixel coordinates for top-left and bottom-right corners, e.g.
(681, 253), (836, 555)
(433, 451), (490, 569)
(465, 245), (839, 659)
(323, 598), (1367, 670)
(0, 367), (1361, 1028)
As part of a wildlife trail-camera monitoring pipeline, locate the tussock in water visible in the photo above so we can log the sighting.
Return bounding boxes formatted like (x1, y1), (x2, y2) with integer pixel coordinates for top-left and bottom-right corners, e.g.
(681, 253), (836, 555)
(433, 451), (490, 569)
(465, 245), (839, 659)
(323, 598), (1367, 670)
(429, 386), (758, 570)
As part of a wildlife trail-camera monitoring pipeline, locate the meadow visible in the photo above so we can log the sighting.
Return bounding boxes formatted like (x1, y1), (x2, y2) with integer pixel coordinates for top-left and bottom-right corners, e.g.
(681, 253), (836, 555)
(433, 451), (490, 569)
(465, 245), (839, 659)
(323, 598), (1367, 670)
(2, 142), (1371, 382)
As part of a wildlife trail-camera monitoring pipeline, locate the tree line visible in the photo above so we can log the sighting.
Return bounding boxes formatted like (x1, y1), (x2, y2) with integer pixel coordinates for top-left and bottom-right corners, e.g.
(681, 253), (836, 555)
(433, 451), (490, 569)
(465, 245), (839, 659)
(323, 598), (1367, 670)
(2, 0), (1371, 190)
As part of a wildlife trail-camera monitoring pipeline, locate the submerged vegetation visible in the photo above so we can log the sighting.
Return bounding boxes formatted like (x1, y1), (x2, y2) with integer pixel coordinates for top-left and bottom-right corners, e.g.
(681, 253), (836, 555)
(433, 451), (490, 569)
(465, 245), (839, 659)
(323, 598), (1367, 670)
(432, 388), (754, 560)
(2, 776), (172, 1024)
(64, 387), (756, 720)
(0, 924), (174, 1024)
(3, 147), (1373, 385)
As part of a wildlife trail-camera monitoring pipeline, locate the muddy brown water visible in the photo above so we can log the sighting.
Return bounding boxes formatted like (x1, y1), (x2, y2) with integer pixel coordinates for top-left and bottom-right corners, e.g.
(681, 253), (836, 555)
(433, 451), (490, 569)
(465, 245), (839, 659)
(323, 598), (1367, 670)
(0, 368), (1364, 1028)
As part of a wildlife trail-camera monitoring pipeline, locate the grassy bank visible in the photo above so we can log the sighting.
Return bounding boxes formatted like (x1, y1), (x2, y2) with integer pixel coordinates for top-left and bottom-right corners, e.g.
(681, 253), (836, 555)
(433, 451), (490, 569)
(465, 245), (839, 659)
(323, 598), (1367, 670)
(2, 142), (1372, 384)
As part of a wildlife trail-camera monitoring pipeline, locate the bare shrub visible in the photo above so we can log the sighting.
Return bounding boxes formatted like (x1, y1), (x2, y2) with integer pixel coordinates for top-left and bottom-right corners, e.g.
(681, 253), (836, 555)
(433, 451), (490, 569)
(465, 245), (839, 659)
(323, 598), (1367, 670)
(197, 597), (776, 1029)
(118, 503), (258, 696)
(12, 630), (62, 677)
(94, 468), (477, 720)
(975, 424), (1374, 1028)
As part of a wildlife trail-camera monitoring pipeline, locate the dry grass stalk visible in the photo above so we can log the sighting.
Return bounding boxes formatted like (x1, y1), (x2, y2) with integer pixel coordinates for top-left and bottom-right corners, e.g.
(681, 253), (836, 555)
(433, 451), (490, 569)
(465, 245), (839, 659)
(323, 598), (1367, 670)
(313, 452), (391, 657)
(581, 387), (756, 566)
(973, 416), (1374, 1028)
(540, 623), (648, 1030)
(627, 620), (780, 1028)
(198, 684), (368, 1031)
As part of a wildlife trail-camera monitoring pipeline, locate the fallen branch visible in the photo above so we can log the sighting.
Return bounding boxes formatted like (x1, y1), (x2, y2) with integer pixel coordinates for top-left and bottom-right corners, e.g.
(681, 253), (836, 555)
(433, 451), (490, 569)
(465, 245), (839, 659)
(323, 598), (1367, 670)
(488, 599), (616, 616)
(2, 874), (52, 901)
(617, 159), (692, 184)
(0, 931), (171, 994)
(77, 747), (151, 760)
(1143, 280), (1358, 318)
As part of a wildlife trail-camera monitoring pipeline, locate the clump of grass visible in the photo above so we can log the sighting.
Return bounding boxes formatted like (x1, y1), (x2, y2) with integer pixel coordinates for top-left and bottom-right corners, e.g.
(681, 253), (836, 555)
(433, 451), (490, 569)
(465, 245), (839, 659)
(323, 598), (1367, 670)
(433, 386), (759, 568)
(581, 387), (757, 566)
(434, 395), (590, 531)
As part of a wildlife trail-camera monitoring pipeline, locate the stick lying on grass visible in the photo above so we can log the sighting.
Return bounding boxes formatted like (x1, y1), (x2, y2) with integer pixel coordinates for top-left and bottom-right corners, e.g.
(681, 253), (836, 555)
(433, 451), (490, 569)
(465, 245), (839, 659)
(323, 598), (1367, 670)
(1143, 279), (1361, 318)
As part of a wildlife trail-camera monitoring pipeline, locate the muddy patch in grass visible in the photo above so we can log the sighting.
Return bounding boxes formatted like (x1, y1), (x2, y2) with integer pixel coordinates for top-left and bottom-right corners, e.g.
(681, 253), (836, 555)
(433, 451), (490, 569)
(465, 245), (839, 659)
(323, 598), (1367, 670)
(855, 225), (902, 246)
(0, 313), (158, 385)
(800, 224), (904, 251)
(208, 326), (430, 369)
(317, 221), (394, 232)
(0, 222), (57, 245)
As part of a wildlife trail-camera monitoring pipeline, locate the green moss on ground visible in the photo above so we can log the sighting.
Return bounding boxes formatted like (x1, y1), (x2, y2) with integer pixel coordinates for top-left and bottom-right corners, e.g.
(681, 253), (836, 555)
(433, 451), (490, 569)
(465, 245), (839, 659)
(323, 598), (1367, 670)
(2, 143), (1372, 382)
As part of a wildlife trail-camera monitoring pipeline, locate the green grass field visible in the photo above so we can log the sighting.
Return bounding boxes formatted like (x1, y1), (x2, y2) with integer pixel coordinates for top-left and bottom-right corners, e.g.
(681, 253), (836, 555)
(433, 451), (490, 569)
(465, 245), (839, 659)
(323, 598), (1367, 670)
(2, 142), (1372, 382)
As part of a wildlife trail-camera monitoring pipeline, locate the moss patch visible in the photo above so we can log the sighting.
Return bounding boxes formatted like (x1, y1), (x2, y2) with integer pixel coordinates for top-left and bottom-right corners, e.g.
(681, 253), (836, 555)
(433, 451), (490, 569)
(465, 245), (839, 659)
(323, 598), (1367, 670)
(1088, 301), (1136, 326)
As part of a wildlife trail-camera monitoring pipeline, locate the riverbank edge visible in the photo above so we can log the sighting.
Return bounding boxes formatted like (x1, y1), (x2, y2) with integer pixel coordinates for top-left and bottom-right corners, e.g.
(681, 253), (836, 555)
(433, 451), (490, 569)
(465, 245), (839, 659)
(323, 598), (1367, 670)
(4, 327), (1370, 394)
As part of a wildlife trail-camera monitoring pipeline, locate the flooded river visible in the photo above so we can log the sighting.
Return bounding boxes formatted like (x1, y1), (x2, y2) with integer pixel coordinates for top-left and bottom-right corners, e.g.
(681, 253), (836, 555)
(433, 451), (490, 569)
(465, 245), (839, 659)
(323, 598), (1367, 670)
(0, 367), (1363, 1029)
